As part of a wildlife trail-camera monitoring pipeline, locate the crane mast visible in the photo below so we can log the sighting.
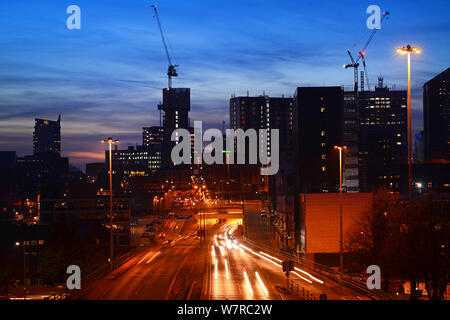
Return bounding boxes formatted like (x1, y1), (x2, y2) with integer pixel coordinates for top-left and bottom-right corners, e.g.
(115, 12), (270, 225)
(344, 11), (390, 93)
(152, 4), (178, 89)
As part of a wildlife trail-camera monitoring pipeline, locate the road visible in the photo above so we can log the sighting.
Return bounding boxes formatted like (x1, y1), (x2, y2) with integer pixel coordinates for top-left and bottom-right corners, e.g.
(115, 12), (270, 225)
(74, 204), (371, 300)
(76, 219), (210, 300)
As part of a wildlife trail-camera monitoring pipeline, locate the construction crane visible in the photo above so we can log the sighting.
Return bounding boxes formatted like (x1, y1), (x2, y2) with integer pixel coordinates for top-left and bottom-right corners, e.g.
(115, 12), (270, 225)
(151, 4), (178, 89)
(344, 11), (390, 93)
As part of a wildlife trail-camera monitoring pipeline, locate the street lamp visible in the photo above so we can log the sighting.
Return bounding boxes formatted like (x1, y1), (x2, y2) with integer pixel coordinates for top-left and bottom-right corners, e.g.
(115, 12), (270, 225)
(334, 145), (347, 273)
(101, 137), (119, 263)
(397, 45), (421, 201)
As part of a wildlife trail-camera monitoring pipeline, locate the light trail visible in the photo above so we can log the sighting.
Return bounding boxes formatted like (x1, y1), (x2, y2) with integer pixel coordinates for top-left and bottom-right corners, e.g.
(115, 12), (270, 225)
(225, 239), (233, 249)
(224, 259), (230, 279)
(219, 245), (226, 256)
(255, 271), (269, 297)
(146, 251), (160, 264)
(294, 267), (324, 284)
(243, 269), (253, 297)
(240, 245), (318, 284)
(291, 271), (313, 284)
(138, 252), (154, 264)
(258, 250), (324, 284)
(214, 258), (218, 280)
(239, 244), (281, 268)
(259, 251), (282, 262)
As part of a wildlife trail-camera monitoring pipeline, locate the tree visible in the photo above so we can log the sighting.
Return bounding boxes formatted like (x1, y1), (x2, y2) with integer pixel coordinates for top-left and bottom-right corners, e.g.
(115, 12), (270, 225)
(347, 189), (449, 300)
(39, 217), (84, 285)
(345, 187), (395, 290)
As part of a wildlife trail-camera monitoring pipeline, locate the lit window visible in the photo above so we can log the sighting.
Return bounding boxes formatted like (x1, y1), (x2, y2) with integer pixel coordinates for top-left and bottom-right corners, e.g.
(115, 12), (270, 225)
(321, 107), (325, 113)
(321, 131), (326, 136)
(321, 154), (326, 160)
(322, 166), (326, 172)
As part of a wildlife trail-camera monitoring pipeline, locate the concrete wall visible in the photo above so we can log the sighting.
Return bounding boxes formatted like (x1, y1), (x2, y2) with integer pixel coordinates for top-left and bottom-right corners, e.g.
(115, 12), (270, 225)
(303, 193), (372, 254)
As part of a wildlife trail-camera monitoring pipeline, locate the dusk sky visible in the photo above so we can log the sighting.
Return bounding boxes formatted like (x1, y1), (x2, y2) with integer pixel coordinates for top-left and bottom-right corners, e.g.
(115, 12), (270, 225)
(0, 0), (449, 169)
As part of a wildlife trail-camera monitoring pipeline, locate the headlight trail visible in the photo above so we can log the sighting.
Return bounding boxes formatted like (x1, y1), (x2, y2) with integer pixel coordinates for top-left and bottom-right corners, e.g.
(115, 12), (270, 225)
(243, 269), (253, 297)
(146, 251), (160, 264)
(138, 252), (153, 265)
(219, 245), (226, 256)
(259, 251), (282, 262)
(214, 258), (218, 280)
(255, 271), (269, 297)
(258, 250), (324, 284)
(294, 267), (324, 284)
(224, 259), (230, 279)
(291, 271), (313, 284)
(239, 245), (320, 284)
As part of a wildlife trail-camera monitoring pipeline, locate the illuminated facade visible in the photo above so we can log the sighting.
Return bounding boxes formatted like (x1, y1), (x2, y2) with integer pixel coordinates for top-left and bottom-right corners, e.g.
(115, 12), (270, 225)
(143, 126), (163, 147)
(358, 83), (407, 192)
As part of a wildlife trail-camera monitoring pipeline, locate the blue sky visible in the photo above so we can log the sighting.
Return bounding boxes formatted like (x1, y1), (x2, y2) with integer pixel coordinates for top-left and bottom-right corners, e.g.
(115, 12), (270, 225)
(0, 0), (449, 167)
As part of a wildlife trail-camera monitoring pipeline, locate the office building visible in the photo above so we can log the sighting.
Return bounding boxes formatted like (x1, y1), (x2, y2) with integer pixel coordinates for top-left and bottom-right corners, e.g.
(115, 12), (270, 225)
(33, 116), (61, 155)
(230, 94), (294, 200)
(423, 68), (449, 162)
(143, 126), (164, 147)
(342, 88), (360, 192)
(158, 88), (190, 168)
(358, 82), (407, 192)
(293, 86), (344, 193)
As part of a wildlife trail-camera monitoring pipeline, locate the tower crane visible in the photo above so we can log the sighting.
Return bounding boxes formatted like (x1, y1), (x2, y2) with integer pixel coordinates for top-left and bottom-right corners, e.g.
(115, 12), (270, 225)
(151, 4), (178, 89)
(344, 11), (390, 93)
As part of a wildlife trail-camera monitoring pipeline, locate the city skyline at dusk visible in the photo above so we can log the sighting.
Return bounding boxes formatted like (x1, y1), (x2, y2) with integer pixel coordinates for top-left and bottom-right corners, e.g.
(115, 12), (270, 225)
(0, 1), (449, 305)
(1, 0), (449, 166)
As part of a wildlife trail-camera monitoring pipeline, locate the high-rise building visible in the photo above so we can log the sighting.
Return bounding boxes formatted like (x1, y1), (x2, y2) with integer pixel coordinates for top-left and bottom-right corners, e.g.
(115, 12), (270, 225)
(343, 89), (360, 192)
(33, 116), (61, 155)
(229, 94), (294, 200)
(293, 87), (344, 193)
(358, 82), (407, 192)
(143, 126), (163, 147)
(230, 95), (293, 159)
(158, 88), (190, 168)
(423, 68), (449, 162)
(110, 145), (162, 176)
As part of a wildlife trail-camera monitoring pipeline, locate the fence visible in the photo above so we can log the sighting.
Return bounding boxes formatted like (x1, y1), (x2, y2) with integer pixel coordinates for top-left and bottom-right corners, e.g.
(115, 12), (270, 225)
(66, 245), (147, 299)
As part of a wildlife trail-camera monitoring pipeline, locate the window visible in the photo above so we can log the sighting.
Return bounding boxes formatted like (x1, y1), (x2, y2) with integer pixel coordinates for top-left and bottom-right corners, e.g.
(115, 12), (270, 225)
(321, 142), (326, 147)
(321, 107), (325, 113)
(321, 131), (326, 136)
(321, 154), (326, 160)
(322, 166), (326, 172)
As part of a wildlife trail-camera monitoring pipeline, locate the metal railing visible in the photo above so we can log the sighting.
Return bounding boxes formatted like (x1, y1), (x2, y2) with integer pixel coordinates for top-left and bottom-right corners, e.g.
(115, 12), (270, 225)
(244, 238), (390, 300)
(66, 245), (147, 299)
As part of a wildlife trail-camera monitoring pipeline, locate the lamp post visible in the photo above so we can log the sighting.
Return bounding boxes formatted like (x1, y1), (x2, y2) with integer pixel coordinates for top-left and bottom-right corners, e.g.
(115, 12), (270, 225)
(334, 145), (347, 273)
(396, 45), (421, 201)
(101, 137), (119, 263)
